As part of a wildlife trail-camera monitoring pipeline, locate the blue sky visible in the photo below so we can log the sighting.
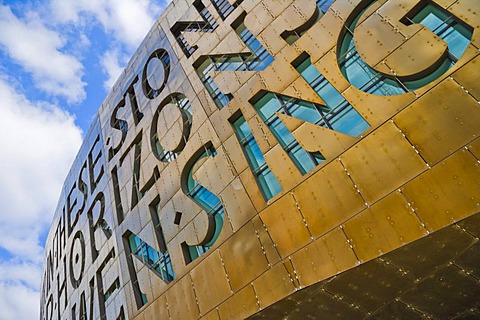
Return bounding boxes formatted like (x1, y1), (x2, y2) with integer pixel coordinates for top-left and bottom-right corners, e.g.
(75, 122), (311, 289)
(0, 0), (169, 318)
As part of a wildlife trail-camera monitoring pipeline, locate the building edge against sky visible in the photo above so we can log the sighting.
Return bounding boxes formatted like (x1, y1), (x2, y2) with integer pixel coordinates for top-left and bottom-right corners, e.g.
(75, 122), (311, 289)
(40, 0), (480, 319)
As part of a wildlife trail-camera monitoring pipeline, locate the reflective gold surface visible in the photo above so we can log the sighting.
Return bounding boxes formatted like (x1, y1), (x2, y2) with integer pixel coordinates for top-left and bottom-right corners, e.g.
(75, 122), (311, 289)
(41, 0), (480, 319)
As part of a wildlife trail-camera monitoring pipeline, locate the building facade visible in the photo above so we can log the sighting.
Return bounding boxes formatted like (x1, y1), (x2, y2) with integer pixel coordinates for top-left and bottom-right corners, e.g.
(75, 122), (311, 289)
(40, 0), (480, 319)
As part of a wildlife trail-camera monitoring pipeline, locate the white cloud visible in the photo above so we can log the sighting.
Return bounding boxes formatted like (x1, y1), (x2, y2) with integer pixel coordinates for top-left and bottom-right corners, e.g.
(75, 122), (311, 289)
(49, 0), (166, 49)
(0, 280), (40, 320)
(0, 77), (83, 319)
(0, 5), (86, 104)
(101, 48), (128, 90)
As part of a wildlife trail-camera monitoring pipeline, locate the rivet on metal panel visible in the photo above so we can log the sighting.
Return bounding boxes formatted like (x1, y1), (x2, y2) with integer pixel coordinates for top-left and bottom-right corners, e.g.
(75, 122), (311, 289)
(190, 275), (201, 310)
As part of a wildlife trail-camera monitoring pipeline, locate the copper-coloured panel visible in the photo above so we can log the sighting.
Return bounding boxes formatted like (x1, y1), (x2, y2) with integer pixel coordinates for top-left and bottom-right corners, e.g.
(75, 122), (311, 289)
(218, 285), (260, 320)
(222, 135), (249, 175)
(220, 178), (256, 232)
(384, 29), (447, 78)
(340, 121), (428, 204)
(452, 54), (480, 102)
(342, 86), (416, 127)
(401, 149), (480, 232)
(355, 13), (407, 69)
(143, 294), (169, 320)
(449, 0), (480, 48)
(190, 250), (232, 315)
(264, 144), (303, 192)
(292, 159), (365, 238)
(252, 262), (296, 309)
(394, 78), (480, 165)
(343, 191), (427, 262)
(220, 222), (269, 291)
(259, 193), (311, 258)
(290, 227), (358, 287)
(165, 274), (200, 320)
(239, 169), (267, 212)
(251, 216), (281, 267)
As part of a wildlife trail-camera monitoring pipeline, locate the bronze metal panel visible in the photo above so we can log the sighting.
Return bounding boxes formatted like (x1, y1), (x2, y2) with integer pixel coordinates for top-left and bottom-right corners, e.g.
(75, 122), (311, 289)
(394, 78), (480, 165)
(251, 216), (281, 267)
(385, 29), (447, 78)
(454, 242), (480, 279)
(290, 227), (358, 287)
(216, 70), (256, 98)
(314, 50), (353, 95)
(237, 75), (266, 120)
(400, 265), (480, 319)
(281, 76), (325, 106)
(384, 224), (477, 281)
(287, 118), (358, 160)
(257, 24), (285, 57)
(202, 309), (220, 320)
(457, 210), (480, 238)
(220, 178), (257, 232)
(193, 147), (235, 194)
(252, 262), (296, 309)
(401, 149), (480, 232)
(292, 159), (365, 238)
(367, 301), (425, 319)
(376, 0), (422, 35)
(296, 10), (343, 60)
(244, 2), (275, 37)
(449, 0), (480, 48)
(343, 191), (427, 262)
(259, 193), (312, 258)
(165, 274), (200, 320)
(469, 137), (480, 160)
(143, 294), (169, 320)
(258, 61), (297, 94)
(222, 135), (248, 175)
(217, 285), (260, 320)
(340, 121), (428, 204)
(190, 250), (232, 315)
(167, 190), (202, 239)
(248, 115), (271, 154)
(220, 222), (269, 291)
(355, 13), (407, 70)
(208, 29), (249, 56)
(324, 259), (414, 313)
(453, 54), (480, 102)
(331, 0), (361, 20)
(264, 144), (303, 193)
(342, 86), (416, 127)
(239, 169), (267, 212)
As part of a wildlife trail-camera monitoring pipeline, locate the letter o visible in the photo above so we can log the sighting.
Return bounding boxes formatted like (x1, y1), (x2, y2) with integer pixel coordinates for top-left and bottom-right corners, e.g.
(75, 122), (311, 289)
(142, 49), (171, 99)
(69, 230), (86, 289)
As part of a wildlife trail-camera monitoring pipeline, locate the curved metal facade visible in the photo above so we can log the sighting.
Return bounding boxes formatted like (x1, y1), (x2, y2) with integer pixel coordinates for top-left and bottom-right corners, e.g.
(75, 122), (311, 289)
(41, 0), (480, 319)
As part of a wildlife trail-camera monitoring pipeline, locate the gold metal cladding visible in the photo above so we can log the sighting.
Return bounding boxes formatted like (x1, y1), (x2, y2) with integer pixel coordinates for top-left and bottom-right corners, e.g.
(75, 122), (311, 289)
(290, 227), (359, 287)
(355, 12), (408, 69)
(453, 54), (480, 101)
(259, 193), (312, 258)
(292, 159), (366, 239)
(342, 191), (428, 262)
(41, 0), (480, 319)
(219, 222), (269, 291)
(401, 149), (480, 232)
(394, 77), (480, 166)
(217, 285), (260, 320)
(190, 250), (232, 315)
(165, 274), (200, 320)
(251, 262), (296, 309)
(340, 121), (428, 204)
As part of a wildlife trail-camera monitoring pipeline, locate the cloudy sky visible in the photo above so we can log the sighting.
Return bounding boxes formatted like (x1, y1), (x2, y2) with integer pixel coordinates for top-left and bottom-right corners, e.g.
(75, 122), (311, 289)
(0, 0), (169, 318)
